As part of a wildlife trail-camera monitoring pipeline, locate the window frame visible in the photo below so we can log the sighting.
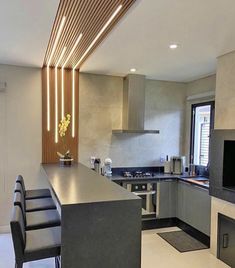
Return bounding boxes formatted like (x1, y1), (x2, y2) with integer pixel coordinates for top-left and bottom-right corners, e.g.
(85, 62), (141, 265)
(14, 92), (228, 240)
(190, 101), (215, 166)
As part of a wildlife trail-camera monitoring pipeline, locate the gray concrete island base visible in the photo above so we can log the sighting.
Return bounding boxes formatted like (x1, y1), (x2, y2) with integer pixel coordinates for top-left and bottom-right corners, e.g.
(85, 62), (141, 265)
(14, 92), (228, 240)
(42, 163), (142, 268)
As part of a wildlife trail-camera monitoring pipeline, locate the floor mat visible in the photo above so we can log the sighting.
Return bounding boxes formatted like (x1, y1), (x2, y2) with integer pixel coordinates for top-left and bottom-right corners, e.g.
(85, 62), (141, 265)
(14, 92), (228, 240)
(157, 230), (208, 253)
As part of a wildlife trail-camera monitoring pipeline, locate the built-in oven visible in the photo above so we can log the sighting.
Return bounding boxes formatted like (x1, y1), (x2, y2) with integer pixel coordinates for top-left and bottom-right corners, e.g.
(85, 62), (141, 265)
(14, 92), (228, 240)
(123, 182), (157, 218)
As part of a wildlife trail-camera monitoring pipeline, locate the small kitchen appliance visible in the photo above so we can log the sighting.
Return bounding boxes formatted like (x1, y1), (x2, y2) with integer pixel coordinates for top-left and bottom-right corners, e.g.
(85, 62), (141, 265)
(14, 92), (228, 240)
(103, 158), (112, 177)
(170, 156), (186, 175)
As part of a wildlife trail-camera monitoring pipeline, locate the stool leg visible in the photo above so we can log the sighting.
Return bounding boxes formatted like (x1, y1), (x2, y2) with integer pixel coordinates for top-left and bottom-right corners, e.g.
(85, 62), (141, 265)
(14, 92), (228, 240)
(15, 261), (23, 268)
(55, 256), (60, 268)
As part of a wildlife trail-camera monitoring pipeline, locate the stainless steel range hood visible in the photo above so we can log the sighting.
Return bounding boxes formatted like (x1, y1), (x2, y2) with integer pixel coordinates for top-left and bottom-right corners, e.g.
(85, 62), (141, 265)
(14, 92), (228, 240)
(112, 74), (160, 134)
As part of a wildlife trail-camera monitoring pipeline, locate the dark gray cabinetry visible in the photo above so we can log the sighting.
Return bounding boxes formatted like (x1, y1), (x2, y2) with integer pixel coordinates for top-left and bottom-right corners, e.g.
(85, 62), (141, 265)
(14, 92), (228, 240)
(218, 214), (235, 268)
(177, 181), (211, 236)
(210, 129), (235, 204)
(157, 180), (177, 219)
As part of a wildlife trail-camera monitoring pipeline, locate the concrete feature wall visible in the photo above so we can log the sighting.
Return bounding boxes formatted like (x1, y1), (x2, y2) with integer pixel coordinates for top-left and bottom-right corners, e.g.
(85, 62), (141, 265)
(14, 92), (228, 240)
(187, 75), (216, 96)
(210, 50), (235, 256)
(79, 73), (187, 167)
(0, 65), (48, 230)
(215, 51), (235, 129)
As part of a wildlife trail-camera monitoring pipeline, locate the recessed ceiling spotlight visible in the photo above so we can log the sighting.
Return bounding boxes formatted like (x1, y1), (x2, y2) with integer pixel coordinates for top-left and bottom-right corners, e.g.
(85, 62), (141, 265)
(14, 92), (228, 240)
(130, 68), (136, 72)
(169, 43), (178, 49)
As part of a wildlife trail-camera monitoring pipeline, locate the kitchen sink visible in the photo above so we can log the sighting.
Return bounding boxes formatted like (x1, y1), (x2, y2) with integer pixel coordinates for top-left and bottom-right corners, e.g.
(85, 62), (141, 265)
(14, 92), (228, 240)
(183, 177), (209, 186)
(183, 177), (208, 181)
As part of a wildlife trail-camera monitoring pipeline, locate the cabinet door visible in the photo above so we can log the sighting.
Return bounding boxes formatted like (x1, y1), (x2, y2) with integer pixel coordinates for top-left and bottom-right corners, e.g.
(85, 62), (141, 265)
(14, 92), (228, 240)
(218, 214), (235, 268)
(157, 180), (177, 219)
(177, 181), (211, 235)
(177, 181), (186, 221)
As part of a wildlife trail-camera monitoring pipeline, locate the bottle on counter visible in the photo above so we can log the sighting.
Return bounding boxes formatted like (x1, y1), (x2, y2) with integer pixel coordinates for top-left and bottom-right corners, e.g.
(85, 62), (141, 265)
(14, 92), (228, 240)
(164, 155), (171, 174)
(94, 158), (101, 174)
(90, 156), (96, 170)
(189, 163), (196, 176)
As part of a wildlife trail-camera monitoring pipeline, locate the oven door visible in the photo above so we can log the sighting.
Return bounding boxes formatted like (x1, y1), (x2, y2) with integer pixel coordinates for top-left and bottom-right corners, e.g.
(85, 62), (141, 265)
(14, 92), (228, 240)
(125, 182), (156, 218)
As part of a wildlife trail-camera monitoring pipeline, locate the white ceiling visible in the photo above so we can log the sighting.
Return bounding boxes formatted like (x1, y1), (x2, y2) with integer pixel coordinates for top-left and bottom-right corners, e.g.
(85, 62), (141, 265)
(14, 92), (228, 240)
(0, 0), (59, 68)
(81, 0), (235, 82)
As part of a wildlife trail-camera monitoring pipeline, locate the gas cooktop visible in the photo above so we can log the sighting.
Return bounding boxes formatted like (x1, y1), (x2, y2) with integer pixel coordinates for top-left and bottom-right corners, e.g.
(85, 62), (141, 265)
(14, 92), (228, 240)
(122, 171), (155, 178)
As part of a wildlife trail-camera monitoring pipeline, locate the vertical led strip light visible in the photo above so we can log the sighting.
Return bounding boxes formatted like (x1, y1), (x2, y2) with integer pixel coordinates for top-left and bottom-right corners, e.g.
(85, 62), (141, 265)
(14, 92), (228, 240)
(61, 34), (83, 120)
(46, 16), (66, 131)
(55, 47), (66, 143)
(72, 69), (76, 137)
(71, 4), (123, 138)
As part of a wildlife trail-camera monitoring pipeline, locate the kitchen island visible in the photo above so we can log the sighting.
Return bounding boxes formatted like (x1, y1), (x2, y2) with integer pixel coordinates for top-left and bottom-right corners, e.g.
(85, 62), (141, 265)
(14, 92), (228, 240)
(42, 163), (142, 268)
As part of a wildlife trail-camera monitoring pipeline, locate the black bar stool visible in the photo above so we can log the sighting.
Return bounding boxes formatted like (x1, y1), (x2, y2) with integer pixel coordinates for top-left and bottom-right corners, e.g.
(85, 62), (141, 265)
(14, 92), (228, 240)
(10, 206), (61, 268)
(16, 175), (51, 200)
(15, 183), (56, 212)
(14, 192), (60, 231)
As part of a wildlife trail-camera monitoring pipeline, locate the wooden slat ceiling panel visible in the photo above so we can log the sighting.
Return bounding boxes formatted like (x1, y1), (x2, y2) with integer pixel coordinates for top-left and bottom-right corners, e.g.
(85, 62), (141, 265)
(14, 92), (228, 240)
(44, 0), (136, 69)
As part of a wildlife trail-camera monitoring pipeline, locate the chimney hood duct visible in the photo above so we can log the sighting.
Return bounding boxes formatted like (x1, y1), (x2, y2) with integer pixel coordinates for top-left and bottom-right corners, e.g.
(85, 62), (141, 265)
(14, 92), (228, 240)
(112, 74), (159, 134)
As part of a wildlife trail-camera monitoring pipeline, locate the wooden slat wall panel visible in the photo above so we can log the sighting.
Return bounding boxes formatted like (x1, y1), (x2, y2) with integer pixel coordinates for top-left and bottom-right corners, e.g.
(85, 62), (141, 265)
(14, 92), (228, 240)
(42, 67), (79, 163)
(42, 0), (136, 163)
(43, 0), (136, 69)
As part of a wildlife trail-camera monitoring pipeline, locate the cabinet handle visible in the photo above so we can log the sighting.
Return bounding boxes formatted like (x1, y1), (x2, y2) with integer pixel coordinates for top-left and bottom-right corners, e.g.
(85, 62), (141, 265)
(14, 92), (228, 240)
(132, 191), (156, 196)
(222, 233), (229, 248)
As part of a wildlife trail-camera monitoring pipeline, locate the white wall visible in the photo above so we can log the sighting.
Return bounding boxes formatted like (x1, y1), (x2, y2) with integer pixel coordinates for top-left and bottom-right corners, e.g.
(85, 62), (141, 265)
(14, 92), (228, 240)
(0, 64), (47, 230)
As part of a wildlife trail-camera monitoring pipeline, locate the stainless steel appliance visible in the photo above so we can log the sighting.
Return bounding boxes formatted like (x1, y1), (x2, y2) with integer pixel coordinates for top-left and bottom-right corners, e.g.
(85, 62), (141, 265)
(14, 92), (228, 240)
(112, 74), (159, 134)
(170, 156), (186, 175)
(122, 171), (154, 178)
(103, 158), (112, 177)
(121, 171), (157, 218)
(128, 182), (156, 217)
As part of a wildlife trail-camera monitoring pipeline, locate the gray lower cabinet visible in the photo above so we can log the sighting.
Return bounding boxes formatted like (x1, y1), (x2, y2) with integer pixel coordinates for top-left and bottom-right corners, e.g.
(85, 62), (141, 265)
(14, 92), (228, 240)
(218, 214), (235, 268)
(157, 180), (177, 219)
(177, 181), (211, 236)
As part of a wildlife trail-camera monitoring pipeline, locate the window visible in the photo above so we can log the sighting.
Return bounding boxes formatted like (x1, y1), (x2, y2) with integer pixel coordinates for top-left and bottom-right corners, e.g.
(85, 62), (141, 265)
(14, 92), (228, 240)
(190, 101), (215, 166)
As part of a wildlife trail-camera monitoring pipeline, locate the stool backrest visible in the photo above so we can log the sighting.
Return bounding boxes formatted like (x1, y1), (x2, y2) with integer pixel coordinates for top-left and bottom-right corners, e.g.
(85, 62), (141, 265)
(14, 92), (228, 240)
(13, 192), (26, 222)
(14, 182), (25, 197)
(16, 175), (26, 193)
(10, 206), (25, 261)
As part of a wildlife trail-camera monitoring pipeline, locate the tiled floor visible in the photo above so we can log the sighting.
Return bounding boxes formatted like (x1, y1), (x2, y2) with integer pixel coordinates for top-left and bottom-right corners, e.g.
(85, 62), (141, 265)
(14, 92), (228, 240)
(142, 227), (230, 268)
(0, 227), (230, 268)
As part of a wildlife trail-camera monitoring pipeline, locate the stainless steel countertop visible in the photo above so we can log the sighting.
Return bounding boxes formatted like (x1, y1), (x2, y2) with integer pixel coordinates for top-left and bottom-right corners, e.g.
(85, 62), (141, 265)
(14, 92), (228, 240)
(42, 163), (140, 206)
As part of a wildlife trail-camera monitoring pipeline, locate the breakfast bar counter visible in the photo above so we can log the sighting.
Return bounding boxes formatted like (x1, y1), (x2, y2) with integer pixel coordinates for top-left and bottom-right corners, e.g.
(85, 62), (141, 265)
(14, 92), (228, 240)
(42, 163), (142, 268)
